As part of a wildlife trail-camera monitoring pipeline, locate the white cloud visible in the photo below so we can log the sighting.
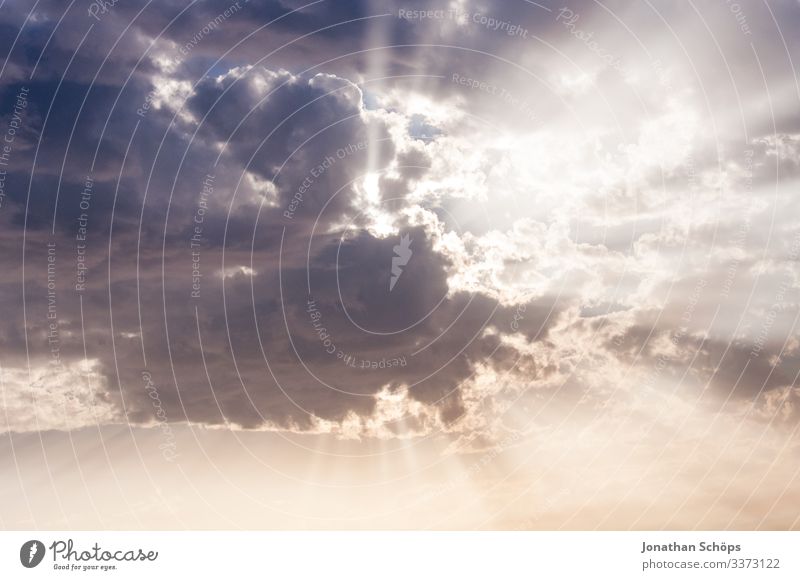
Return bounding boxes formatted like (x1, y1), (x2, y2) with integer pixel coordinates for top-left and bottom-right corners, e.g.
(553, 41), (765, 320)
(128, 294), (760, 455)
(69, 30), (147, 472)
(0, 359), (117, 433)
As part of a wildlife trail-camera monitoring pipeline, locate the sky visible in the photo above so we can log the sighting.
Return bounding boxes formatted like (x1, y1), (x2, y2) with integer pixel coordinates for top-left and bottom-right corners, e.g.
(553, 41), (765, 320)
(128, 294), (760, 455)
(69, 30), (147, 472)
(0, 0), (799, 530)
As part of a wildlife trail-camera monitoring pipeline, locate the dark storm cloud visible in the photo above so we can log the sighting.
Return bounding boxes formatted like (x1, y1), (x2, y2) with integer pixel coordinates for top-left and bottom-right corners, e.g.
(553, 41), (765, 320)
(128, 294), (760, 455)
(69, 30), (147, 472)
(110, 224), (558, 430)
(0, 0), (565, 434)
(1, 0), (798, 436)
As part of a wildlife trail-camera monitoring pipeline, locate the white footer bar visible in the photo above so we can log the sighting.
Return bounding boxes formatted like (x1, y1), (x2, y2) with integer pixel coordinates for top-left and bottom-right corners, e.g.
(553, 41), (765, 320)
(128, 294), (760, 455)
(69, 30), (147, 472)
(1, 531), (797, 578)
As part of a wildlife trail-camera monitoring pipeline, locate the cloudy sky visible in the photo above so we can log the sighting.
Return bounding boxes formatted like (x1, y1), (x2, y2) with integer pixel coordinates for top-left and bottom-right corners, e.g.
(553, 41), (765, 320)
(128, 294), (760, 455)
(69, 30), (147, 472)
(0, 0), (799, 530)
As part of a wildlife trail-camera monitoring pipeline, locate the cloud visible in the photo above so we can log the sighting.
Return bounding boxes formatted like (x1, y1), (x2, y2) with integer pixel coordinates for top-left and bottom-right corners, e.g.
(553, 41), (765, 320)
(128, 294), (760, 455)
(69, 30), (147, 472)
(0, 0), (797, 453)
